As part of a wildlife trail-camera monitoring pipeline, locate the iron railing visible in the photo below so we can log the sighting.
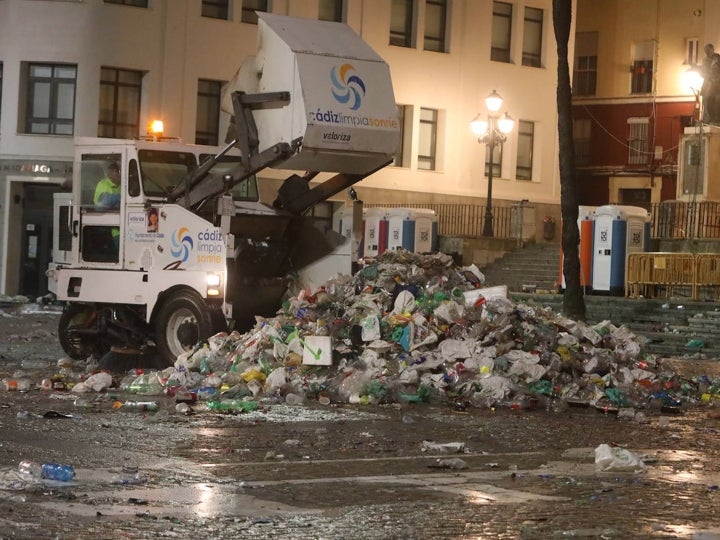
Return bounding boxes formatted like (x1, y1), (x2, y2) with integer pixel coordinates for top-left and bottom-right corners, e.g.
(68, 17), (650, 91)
(362, 200), (720, 241)
(364, 202), (517, 239)
(650, 201), (720, 239)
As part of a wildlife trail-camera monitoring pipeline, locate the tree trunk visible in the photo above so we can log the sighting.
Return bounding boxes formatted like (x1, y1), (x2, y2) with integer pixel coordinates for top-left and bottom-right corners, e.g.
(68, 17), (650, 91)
(553, 0), (586, 321)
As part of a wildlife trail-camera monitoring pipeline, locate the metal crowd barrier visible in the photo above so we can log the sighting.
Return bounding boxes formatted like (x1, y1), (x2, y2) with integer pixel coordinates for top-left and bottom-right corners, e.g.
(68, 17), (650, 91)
(626, 252), (720, 300)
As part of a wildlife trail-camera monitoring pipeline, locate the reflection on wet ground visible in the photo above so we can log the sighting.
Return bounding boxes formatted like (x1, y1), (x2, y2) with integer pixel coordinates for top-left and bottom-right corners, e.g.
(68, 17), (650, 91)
(0, 393), (719, 538)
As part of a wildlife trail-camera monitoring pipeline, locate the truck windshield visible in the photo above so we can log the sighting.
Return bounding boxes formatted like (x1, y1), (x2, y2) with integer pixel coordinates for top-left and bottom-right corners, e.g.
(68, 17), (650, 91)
(138, 150), (197, 196)
(199, 154), (259, 202)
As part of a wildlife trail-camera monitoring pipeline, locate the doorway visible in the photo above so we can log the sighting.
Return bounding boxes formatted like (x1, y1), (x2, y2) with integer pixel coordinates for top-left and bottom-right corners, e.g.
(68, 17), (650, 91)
(19, 183), (60, 299)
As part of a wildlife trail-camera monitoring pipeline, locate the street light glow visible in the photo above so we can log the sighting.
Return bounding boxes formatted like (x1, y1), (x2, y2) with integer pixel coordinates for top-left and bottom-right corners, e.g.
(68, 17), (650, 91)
(470, 114), (489, 136)
(485, 89), (503, 113)
(683, 67), (704, 95)
(498, 112), (514, 134)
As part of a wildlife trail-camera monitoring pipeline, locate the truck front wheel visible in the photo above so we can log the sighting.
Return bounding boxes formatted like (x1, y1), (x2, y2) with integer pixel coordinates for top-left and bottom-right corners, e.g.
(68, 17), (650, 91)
(155, 290), (214, 365)
(58, 304), (108, 360)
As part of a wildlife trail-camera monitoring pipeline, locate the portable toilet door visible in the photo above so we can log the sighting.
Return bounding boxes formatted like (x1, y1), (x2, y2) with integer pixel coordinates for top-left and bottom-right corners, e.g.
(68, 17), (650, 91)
(618, 205), (651, 256)
(591, 205), (648, 295)
(387, 208), (414, 251)
(411, 208), (438, 253)
(560, 206), (596, 292)
(340, 206), (365, 260)
(363, 207), (389, 257)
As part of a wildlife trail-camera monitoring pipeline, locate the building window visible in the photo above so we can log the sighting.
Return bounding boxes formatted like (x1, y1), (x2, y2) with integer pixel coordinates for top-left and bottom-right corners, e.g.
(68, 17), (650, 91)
(628, 117), (649, 165)
(24, 63), (76, 135)
(319, 0), (344, 22)
(202, 0), (230, 19)
(631, 41), (654, 94)
(522, 6), (543, 67)
(98, 67), (142, 140)
(573, 118), (591, 166)
(516, 120), (534, 180)
(686, 38), (700, 66)
(491, 1), (512, 63)
(573, 31), (598, 96)
(307, 201), (334, 233)
(0, 63), (3, 125)
(393, 104), (409, 167)
(104, 0), (148, 7)
(418, 107), (437, 170)
(241, 0), (268, 24)
(573, 56), (597, 96)
(424, 0), (448, 53)
(390, 0), (414, 48)
(196, 79), (223, 146)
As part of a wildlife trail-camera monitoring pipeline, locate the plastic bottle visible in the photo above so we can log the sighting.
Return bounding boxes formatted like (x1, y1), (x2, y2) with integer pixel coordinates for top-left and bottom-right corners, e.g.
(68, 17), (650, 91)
(113, 466), (145, 485)
(117, 401), (158, 411)
(18, 460), (75, 482)
(175, 390), (197, 403)
(195, 387), (217, 400)
(3, 378), (31, 391)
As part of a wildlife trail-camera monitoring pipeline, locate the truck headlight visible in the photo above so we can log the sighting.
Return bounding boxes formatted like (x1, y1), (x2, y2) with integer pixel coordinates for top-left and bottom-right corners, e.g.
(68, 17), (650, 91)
(206, 273), (222, 296)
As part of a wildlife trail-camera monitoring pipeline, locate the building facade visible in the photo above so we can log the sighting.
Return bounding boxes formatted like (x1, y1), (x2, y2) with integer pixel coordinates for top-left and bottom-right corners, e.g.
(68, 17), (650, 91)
(572, 0), (717, 209)
(0, 0), (568, 297)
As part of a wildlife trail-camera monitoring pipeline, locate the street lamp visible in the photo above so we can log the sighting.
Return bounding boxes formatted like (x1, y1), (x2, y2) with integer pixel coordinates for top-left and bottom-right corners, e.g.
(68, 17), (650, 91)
(471, 90), (514, 237)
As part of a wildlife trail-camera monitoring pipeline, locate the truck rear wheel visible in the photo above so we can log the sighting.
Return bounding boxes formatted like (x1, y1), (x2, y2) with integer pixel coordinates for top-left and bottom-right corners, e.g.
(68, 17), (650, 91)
(58, 304), (108, 360)
(155, 290), (214, 364)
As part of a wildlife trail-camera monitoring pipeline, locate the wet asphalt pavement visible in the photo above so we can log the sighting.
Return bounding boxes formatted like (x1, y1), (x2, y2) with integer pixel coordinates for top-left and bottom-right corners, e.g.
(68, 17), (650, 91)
(1, 304), (720, 539)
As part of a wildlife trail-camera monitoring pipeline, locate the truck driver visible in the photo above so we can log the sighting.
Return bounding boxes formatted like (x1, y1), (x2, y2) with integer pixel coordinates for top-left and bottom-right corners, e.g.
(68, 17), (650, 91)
(94, 161), (121, 209)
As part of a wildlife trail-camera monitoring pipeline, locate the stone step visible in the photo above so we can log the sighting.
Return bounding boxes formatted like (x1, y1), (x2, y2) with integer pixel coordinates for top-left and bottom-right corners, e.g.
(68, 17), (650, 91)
(509, 292), (720, 358)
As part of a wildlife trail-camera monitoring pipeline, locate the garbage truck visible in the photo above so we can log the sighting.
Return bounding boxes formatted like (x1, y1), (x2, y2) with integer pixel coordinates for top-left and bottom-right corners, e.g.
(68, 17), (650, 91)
(46, 13), (399, 366)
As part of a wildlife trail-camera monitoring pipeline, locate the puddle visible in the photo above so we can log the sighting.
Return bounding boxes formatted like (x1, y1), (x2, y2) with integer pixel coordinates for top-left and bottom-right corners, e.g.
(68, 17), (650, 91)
(39, 483), (318, 518)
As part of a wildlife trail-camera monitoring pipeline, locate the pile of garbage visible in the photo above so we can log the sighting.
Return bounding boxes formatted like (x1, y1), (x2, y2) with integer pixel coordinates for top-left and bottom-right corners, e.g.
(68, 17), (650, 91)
(77, 250), (716, 413)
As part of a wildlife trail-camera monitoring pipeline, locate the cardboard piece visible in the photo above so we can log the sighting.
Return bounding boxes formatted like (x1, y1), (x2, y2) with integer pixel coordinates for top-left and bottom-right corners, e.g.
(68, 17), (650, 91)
(302, 336), (333, 365)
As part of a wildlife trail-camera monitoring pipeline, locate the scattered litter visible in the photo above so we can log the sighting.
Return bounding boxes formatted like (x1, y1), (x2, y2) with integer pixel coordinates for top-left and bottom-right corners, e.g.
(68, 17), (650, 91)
(420, 441), (466, 453)
(428, 458), (468, 470)
(594, 444), (645, 473)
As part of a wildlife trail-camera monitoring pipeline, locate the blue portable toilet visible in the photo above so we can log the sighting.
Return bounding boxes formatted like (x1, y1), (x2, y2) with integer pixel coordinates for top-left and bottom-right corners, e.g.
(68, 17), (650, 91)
(387, 208), (415, 251)
(591, 205), (650, 295)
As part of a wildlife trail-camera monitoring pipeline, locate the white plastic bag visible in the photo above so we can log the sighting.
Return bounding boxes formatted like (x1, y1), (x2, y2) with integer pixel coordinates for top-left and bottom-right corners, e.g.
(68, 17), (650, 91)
(594, 443), (645, 473)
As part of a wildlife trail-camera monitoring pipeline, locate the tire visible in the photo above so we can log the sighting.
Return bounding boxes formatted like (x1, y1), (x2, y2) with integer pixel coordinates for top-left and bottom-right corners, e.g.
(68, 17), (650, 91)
(58, 304), (108, 360)
(155, 290), (214, 365)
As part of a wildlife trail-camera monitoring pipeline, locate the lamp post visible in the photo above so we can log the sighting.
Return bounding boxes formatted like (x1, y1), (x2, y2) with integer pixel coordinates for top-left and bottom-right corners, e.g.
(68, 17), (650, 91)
(682, 67), (704, 123)
(470, 90), (514, 237)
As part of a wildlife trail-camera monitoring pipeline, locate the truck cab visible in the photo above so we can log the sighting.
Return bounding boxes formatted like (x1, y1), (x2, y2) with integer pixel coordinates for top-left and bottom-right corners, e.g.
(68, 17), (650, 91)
(47, 13), (399, 367)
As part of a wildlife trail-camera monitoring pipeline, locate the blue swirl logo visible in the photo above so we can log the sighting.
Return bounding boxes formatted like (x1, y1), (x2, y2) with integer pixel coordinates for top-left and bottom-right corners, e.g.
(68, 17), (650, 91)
(331, 64), (366, 110)
(170, 227), (193, 262)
